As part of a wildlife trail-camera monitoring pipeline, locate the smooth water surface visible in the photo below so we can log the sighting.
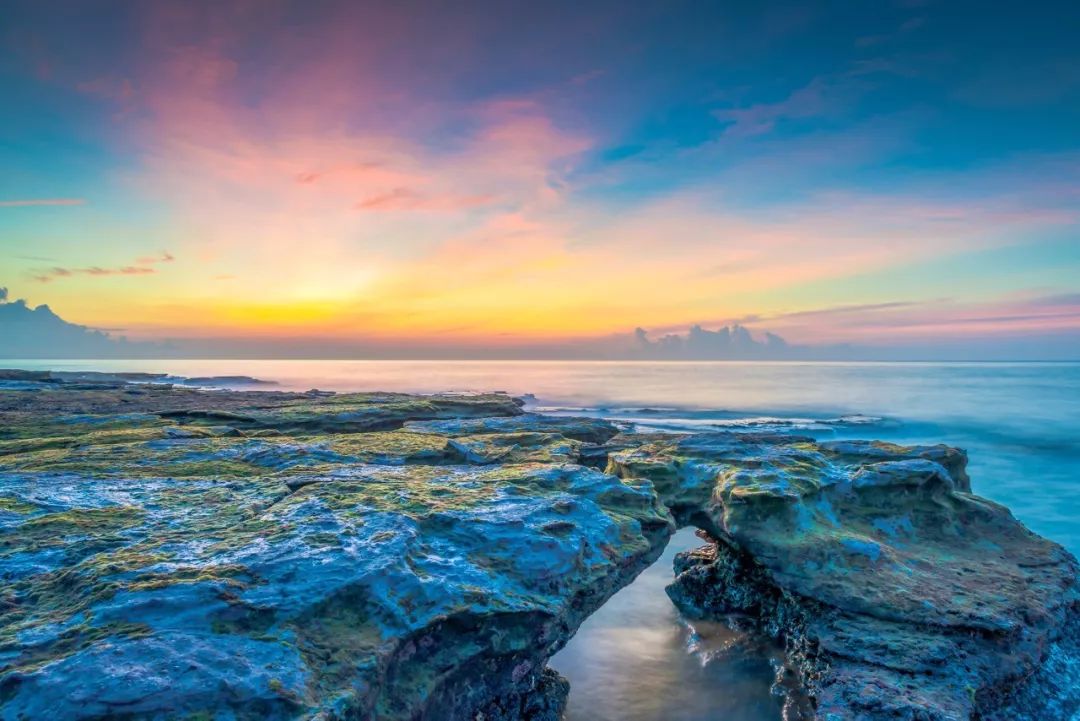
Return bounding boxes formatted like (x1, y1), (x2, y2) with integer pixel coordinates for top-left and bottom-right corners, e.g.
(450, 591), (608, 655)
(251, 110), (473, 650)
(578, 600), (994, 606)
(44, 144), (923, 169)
(548, 527), (784, 721)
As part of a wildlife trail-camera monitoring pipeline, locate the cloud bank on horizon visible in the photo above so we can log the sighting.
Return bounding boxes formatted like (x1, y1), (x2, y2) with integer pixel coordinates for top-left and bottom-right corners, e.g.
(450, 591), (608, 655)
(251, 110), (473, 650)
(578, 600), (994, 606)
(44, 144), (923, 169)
(3, 292), (1078, 361)
(0, 0), (1078, 359)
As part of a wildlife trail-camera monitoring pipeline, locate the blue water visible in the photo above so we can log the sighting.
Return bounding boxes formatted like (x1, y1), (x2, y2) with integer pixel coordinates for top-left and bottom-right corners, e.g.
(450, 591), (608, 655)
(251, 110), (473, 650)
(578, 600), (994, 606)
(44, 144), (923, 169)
(6, 359), (1078, 720)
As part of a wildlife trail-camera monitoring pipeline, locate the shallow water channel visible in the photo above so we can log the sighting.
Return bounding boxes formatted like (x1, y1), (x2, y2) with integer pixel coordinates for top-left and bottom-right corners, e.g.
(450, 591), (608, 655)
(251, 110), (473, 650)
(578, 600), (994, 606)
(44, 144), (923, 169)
(549, 527), (784, 721)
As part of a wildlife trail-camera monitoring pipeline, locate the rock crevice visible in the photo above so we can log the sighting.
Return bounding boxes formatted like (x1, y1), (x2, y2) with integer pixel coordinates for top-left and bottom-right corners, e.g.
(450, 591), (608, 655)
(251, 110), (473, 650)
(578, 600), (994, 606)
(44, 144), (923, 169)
(610, 434), (1080, 720)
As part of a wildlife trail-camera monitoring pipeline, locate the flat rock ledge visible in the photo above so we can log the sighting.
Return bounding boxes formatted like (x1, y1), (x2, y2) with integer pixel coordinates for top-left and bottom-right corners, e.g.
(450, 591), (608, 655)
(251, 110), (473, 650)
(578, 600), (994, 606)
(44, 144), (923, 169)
(0, 371), (1076, 720)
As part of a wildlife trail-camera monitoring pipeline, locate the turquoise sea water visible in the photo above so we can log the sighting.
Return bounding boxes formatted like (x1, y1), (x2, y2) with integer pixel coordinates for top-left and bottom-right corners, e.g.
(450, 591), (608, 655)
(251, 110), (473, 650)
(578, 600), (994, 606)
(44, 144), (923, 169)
(6, 359), (1078, 720)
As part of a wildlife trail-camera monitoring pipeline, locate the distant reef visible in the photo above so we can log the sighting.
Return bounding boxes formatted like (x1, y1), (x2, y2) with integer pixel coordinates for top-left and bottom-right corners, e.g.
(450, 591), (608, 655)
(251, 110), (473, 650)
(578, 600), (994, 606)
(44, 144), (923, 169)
(0, 369), (1076, 720)
(0, 368), (274, 388)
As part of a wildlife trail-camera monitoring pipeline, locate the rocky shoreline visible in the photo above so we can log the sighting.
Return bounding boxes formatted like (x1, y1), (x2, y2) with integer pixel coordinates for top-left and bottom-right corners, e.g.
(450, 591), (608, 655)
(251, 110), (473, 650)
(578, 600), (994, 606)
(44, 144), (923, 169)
(0, 370), (1076, 720)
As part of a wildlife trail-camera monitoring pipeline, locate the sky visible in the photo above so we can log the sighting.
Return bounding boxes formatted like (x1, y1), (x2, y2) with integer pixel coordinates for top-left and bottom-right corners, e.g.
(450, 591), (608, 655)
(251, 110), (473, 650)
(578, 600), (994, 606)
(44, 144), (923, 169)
(1, 0), (1078, 359)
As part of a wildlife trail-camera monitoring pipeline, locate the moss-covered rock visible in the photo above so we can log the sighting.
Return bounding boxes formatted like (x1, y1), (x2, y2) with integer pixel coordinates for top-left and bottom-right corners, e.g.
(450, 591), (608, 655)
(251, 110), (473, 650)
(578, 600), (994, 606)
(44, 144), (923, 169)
(0, 376), (671, 720)
(611, 432), (1080, 720)
(0, 374), (1075, 721)
(404, 413), (620, 444)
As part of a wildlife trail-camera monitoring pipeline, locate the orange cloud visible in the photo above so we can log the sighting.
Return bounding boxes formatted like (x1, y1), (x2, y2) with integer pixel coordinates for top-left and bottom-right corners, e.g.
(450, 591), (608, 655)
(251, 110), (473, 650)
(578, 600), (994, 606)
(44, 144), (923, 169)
(33, 266), (156, 283)
(31, 251), (176, 283)
(135, 251), (175, 265)
(354, 188), (495, 212)
(42, 2), (1074, 348)
(748, 294), (1080, 344)
(76, 7), (594, 329)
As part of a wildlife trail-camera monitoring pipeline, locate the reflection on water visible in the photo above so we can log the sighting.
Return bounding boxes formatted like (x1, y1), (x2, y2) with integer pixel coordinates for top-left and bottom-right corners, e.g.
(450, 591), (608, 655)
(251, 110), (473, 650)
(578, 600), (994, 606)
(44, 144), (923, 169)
(548, 527), (783, 721)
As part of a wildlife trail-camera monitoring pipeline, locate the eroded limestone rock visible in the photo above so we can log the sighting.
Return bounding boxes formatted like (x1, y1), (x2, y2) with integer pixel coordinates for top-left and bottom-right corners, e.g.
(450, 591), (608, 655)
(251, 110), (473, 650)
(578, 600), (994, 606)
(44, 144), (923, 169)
(610, 433), (1080, 720)
(2, 458), (671, 717)
(1, 373), (1076, 720)
(404, 414), (620, 445)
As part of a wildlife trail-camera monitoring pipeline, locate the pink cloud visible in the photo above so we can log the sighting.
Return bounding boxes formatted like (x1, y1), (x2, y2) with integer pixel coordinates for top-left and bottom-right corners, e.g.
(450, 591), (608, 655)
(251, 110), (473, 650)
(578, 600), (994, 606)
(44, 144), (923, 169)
(33, 266), (156, 283)
(31, 251), (176, 283)
(43, 2), (1075, 345)
(755, 294), (1080, 344)
(135, 251), (175, 265)
(79, 3), (594, 305)
(639, 294), (1080, 348)
(575, 186), (1076, 296)
(354, 188), (495, 212)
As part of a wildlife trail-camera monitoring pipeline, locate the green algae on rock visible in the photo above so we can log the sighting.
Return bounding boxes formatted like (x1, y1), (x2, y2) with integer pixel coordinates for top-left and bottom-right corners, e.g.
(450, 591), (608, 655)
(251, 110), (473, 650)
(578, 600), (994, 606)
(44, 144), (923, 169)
(621, 433), (1080, 720)
(0, 374), (671, 720)
(0, 371), (1077, 720)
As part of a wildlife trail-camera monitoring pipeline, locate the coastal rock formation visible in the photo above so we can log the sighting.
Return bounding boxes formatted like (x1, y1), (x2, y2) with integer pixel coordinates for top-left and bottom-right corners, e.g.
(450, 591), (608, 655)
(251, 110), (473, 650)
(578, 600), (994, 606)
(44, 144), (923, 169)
(0, 373), (671, 719)
(0, 371), (1076, 720)
(616, 434), (1080, 720)
(403, 414), (622, 445)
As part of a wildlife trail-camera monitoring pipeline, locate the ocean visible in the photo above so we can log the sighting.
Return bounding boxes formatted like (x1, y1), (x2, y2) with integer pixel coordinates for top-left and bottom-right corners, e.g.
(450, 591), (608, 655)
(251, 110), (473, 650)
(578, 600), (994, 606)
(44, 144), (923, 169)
(6, 359), (1078, 720)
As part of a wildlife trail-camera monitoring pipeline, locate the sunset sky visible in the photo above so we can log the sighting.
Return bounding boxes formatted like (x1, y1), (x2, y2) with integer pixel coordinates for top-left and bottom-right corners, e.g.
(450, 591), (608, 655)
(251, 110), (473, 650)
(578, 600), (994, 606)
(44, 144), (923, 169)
(2, 0), (1078, 357)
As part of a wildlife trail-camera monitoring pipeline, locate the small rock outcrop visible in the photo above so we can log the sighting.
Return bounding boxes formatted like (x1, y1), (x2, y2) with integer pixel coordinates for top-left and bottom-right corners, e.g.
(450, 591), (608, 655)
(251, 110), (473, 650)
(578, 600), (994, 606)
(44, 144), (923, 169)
(0, 372), (1076, 720)
(610, 434), (1079, 720)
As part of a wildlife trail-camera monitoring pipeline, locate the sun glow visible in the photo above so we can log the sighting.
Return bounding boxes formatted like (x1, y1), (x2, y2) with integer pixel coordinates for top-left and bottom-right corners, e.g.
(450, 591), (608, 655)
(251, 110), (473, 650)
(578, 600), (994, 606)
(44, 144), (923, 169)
(1, 1), (1077, 359)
